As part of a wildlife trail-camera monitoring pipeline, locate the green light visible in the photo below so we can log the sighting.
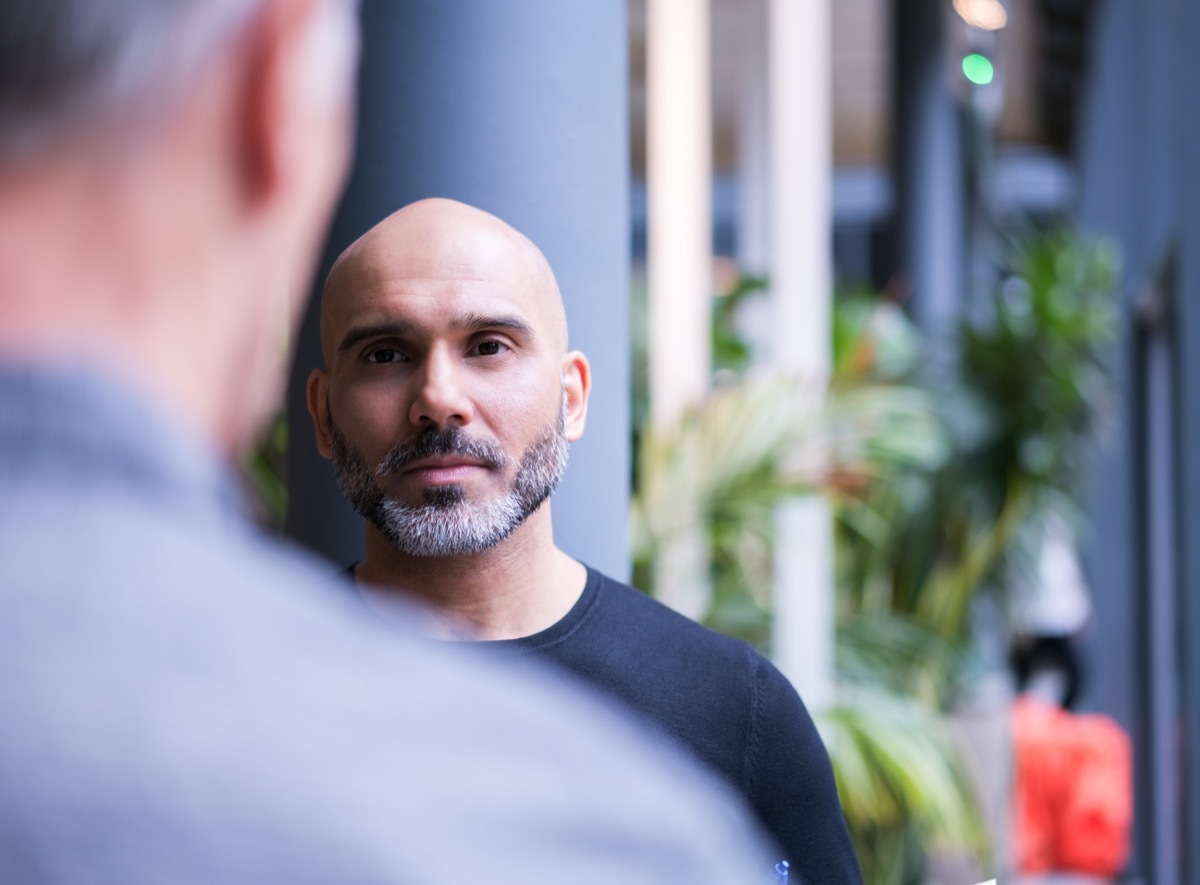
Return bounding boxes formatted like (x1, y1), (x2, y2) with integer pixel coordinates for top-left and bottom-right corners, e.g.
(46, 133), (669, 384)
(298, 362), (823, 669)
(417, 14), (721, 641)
(962, 53), (995, 85)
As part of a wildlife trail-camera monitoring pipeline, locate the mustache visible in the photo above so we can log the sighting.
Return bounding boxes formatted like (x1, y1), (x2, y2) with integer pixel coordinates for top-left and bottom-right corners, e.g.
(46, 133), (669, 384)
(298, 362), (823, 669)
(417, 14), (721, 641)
(376, 426), (507, 476)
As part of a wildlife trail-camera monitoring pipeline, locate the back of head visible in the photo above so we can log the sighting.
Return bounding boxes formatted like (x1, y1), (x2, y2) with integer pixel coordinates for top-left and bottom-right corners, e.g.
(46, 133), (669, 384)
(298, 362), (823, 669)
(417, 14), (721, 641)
(0, 0), (360, 452)
(0, 0), (256, 165)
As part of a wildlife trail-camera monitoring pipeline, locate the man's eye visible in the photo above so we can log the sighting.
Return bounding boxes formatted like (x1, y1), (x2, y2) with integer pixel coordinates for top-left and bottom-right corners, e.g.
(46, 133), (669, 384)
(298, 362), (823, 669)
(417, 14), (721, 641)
(365, 348), (404, 364)
(473, 340), (508, 357)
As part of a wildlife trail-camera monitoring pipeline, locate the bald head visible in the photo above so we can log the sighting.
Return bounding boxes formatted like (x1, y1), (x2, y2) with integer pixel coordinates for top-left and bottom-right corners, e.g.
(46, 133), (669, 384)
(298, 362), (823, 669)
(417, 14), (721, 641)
(320, 198), (569, 365)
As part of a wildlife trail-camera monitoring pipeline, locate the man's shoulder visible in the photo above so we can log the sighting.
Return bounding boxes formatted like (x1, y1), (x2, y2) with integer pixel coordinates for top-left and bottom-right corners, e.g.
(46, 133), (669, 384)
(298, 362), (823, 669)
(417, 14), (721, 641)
(577, 569), (815, 736)
(587, 568), (771, 670)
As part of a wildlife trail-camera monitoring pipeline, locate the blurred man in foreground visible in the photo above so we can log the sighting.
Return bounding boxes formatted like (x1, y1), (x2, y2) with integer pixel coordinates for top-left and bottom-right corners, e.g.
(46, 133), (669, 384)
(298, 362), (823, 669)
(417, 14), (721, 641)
(307, 197), (863, 882)
(0, 2), (773, 881)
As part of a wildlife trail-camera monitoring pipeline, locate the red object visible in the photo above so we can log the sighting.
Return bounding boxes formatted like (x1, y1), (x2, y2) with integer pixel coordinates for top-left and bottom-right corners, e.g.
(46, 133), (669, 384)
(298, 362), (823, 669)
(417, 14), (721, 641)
(1012, 696), (1132, 876)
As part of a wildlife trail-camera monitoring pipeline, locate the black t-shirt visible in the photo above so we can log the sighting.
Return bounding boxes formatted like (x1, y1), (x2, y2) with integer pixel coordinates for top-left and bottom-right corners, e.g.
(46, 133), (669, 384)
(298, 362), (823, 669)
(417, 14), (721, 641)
(483, 567), (862, 884)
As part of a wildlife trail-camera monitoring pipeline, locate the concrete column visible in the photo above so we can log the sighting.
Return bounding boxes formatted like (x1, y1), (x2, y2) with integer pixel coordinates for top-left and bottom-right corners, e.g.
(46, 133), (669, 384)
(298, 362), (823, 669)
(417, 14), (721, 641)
(893, 0), (966, 357)
(767, 0), (834, 711)
(1177, 3), (1200, 877)
(286, 0), (632, 578)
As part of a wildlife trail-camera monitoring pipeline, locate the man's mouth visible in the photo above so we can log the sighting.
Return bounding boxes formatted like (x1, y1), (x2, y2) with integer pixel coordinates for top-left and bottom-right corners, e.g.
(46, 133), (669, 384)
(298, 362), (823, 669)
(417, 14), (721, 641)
(401, 456), (492, 485)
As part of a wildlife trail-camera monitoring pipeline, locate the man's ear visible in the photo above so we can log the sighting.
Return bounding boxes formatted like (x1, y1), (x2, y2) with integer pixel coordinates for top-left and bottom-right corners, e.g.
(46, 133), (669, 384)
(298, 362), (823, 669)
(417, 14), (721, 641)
(560, 351), (591, 443)
(306, 368), (334, 458)
(237, 0), (357, 206)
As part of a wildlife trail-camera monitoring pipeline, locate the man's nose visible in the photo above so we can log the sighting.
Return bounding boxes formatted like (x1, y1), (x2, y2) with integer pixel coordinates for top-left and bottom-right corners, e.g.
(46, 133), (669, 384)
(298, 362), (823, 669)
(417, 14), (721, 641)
(408, 348), (473, 429)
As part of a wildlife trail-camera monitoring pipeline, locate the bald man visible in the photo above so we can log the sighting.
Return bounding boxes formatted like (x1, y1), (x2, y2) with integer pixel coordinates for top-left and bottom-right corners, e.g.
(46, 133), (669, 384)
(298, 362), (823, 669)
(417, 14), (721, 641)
(308, 197), (863, 883)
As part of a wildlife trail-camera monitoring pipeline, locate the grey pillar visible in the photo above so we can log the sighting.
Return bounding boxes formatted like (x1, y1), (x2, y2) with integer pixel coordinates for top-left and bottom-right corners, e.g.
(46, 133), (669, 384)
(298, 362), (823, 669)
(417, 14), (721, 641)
(1175, 0), (1200, 877)
(286, 0), (631, 578)
(891, 0), (965, 362)
(1077, 0), (1181, 877)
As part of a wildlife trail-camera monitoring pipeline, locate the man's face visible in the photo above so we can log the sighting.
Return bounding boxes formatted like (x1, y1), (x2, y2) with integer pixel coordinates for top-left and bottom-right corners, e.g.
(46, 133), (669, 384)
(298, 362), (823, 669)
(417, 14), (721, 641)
(308, 205), (588, 557)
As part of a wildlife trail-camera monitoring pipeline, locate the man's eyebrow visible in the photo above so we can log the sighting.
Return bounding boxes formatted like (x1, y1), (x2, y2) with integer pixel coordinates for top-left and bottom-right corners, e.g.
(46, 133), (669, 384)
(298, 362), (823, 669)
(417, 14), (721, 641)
(451, 312), (535, 337)
(336, 321), (413, 358)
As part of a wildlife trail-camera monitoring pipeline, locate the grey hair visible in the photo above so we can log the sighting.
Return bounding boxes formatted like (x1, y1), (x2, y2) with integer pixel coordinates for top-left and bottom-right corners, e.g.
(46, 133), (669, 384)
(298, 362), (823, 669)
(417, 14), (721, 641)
(0, 0), (263, 162)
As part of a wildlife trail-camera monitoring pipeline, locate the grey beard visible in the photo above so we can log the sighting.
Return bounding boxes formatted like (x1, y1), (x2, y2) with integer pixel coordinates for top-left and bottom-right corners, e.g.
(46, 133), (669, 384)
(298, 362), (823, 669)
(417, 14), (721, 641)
(327, 401), (569, 557)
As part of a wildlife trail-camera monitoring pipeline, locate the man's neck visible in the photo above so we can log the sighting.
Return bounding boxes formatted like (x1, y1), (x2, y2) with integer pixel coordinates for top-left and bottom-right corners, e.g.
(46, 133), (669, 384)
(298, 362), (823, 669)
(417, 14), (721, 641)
(0, 145), (245, 458)
(354, 507), (587, 641)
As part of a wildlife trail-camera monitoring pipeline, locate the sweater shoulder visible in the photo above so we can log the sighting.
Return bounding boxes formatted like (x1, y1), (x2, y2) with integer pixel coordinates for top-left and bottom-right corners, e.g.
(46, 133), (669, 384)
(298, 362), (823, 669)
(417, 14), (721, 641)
(590, 571), (766, 670)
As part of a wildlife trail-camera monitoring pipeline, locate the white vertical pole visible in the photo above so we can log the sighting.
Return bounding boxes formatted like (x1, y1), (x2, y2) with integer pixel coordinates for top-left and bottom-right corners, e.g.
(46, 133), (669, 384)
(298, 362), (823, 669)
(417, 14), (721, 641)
(768, 0), (835, 712)
(646, 0), (712, 431)
(646, 0), (712, 619)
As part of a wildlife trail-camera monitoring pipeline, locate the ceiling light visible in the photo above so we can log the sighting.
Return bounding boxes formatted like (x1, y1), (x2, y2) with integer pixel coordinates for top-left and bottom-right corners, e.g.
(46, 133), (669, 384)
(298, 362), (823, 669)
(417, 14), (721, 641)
(953, 0), (1008, 31)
